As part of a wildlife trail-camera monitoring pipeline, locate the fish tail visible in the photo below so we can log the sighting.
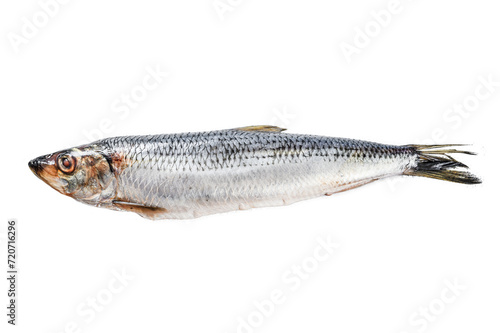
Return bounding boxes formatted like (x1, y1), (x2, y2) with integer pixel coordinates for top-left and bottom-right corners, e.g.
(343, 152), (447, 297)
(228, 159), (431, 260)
(404, 144), (481, 184)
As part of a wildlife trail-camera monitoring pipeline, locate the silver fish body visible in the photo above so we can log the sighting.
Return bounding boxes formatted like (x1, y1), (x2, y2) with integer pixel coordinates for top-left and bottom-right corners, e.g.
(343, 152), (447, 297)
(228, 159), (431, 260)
(29, 126), (480, 219)
(97, 128), (414, 219)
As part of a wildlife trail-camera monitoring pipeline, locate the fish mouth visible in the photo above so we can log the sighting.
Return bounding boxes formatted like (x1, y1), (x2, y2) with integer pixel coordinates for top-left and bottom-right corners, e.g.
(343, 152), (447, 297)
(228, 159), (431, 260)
(28, 155), (54, 176)
(28, 154), (67, 194)
(28, 157), (43, 176)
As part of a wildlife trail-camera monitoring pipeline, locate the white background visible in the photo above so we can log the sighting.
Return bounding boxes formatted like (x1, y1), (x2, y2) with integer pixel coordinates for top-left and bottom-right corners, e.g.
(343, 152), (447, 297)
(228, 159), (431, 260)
(1, 0), (499, 332)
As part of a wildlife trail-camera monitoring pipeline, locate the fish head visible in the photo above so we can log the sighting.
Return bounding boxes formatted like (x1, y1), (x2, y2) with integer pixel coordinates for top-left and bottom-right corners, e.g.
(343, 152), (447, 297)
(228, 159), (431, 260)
(28, 146), (117, 204)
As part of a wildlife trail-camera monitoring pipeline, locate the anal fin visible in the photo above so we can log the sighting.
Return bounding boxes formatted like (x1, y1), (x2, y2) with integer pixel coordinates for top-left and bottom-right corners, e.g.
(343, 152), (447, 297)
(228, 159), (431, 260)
(325, 178), (379, 196)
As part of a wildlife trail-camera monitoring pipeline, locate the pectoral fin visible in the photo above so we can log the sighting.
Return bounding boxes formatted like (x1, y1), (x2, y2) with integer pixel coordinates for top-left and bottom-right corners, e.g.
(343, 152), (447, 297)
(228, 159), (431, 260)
(112, 200), (168, 220)
(233, 125), (286, 133)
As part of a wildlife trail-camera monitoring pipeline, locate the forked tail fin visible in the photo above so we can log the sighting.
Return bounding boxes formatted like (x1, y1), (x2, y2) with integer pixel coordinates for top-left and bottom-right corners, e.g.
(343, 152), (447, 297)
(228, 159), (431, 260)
(404, 144), (481, 184)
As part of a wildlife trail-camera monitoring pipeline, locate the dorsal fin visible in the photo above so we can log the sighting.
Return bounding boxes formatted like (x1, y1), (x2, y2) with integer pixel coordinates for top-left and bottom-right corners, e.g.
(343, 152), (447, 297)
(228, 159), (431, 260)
(233, 125), (286, 133)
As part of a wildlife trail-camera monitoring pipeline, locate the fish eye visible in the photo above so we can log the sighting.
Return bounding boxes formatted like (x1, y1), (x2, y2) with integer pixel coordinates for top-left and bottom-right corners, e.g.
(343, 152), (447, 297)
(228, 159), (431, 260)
(57, 154), (76, 174)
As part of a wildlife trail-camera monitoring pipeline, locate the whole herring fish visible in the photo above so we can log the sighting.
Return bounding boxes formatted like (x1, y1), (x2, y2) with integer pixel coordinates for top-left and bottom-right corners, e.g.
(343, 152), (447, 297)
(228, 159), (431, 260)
(28, 125), (481, 220)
